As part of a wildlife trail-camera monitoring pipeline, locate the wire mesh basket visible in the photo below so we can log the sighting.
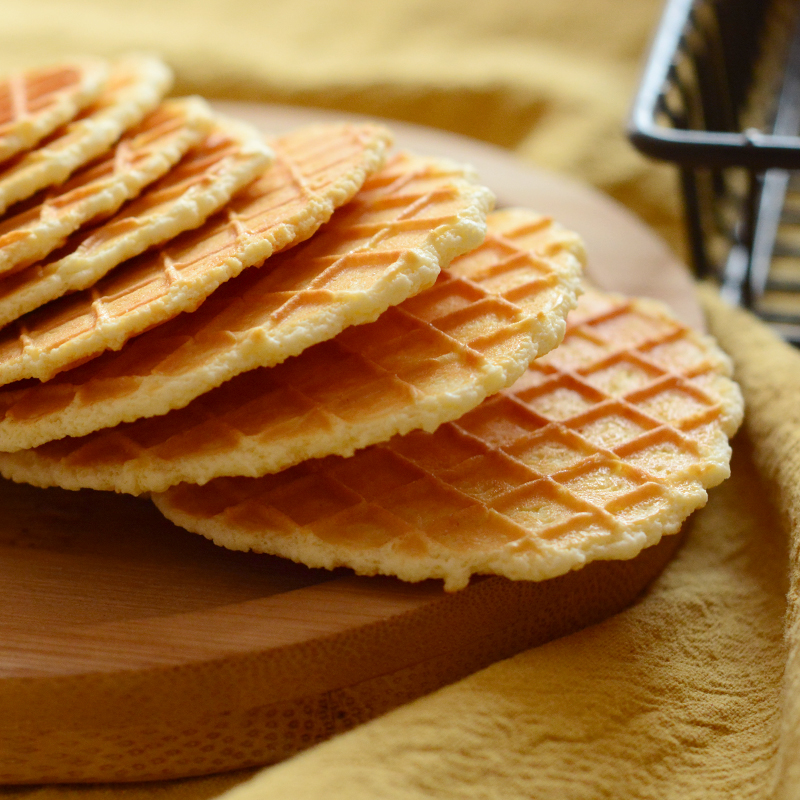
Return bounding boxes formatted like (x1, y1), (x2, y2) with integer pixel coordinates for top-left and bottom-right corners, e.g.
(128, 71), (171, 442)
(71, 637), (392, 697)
(628, 0), (800, 342)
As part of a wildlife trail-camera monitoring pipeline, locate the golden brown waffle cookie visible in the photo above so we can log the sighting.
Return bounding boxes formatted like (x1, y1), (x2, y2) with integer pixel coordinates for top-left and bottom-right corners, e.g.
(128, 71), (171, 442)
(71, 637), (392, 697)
(0, 154), (496, 483)
(0, 54), (172, 216)
(0, 57), (109, 164)
(0, 208), (565, 491)
(0, 122), (392, 385)
(148, 289), (743, 591)
(0, 114), (273, 328)
(0, 96), (214, 277)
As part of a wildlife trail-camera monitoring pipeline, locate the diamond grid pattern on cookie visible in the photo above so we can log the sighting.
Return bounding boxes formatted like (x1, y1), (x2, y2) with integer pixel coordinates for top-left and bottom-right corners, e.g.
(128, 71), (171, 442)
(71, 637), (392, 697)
(0, 114), (272, 328)
(0, 148), (488, 432)
(150, 289), (743, 591)
(0, 58), (109, 164)
(0, 96), (213, 277)
(0, 54), (172, 216)
(0, 122), (392, 384)
(0, 208), (584, 496)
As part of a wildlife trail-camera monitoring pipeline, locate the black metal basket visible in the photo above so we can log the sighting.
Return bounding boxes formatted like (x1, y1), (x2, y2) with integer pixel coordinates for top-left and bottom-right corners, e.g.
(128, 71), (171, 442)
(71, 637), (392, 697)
(628, 0), (800, 342)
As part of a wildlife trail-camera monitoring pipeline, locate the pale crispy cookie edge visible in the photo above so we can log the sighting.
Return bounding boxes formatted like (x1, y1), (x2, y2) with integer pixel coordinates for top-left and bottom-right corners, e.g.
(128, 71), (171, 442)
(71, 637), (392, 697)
(0, 53), (173, 217)
(0, 95), (216, 276)
(0, 56), (110, 164)
(0, 109), (272, 328)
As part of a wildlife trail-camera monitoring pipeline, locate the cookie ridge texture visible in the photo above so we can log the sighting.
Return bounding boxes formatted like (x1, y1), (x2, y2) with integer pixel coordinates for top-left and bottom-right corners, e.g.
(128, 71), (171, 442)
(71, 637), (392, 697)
(149, 288), (743, 591)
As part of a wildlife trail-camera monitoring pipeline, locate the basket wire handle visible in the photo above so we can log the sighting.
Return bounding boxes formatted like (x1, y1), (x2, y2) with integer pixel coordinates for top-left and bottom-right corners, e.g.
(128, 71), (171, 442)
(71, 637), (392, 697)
(747, 11), (800, 304)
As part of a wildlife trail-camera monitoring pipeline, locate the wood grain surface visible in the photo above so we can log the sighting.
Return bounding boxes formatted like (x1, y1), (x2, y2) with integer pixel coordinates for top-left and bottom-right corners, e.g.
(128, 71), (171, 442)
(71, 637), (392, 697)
(0, 105), (701, 784)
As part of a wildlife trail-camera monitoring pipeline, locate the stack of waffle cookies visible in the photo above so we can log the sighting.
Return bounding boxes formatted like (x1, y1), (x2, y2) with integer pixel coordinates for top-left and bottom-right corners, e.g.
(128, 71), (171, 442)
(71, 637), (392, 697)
(0, 55), (743, 591)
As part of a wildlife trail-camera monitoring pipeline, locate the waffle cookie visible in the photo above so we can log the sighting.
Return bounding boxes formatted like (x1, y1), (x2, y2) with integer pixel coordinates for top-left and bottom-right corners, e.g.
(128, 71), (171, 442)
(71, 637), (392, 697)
(0, 57), (109, 164)
(0, 154), (496, 481)
(0, 54), (172, 216)
(147, 289), (743, 591)
(0, 122), (392, 385)
(0, 96), (214, 277)
(0, 208), (572, 495)
(0, 114), (273, 328)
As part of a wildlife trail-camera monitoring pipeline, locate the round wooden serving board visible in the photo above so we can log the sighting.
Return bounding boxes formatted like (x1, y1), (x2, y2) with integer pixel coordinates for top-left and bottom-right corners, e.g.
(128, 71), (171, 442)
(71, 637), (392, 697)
(0, 105), (700, 784)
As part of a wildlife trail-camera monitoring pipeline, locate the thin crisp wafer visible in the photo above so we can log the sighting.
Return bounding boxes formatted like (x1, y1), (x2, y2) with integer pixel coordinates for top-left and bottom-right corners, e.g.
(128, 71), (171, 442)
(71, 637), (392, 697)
(0, 57), (109, 164)
(0, 54), (172, 216)
(0, 96), (214, 277)
(0, 122), (393, 385)
(0, 207), (573, 493)
(149, 289), (743, 591)
(0, 114), (273, 327)
(0, 154), (496, 484)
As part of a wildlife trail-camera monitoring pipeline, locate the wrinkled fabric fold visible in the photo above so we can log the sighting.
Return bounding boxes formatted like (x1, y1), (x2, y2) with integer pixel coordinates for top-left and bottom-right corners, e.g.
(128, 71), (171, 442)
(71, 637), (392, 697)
(701, 287), (800, 800)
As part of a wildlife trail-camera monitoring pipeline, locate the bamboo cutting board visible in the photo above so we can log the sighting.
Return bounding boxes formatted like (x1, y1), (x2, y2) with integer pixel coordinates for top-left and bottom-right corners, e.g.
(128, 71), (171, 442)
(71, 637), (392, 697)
(0, 105), (699, 784)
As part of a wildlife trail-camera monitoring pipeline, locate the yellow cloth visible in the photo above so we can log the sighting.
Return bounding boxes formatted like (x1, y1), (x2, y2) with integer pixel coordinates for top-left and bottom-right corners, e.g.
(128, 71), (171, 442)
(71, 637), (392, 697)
(1, 1), (797, 798)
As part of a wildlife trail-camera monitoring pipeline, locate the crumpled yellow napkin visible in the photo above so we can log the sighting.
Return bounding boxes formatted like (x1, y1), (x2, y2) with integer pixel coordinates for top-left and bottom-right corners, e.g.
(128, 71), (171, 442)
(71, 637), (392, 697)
(1, 1), (798, 798)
